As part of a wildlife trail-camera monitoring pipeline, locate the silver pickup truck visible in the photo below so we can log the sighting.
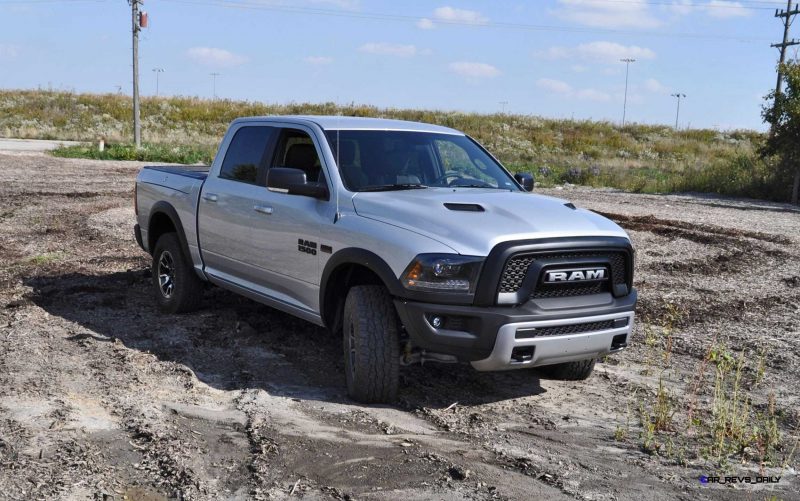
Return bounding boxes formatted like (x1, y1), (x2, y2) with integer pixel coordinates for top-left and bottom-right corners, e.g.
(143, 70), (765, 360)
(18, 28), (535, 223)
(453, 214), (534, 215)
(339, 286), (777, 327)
(134, 116), (637, 403)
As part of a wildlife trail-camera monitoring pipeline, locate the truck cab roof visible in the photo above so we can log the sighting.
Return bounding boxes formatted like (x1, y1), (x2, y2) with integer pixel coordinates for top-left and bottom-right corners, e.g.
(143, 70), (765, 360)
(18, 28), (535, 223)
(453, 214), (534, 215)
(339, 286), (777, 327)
(231, 115), (464, 135)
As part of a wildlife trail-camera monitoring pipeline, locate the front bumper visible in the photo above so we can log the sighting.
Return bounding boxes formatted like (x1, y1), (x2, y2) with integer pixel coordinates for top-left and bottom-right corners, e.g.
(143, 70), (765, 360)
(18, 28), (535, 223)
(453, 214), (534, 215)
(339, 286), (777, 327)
(393, 289), (637, 369)
(470, 311), (634, 371)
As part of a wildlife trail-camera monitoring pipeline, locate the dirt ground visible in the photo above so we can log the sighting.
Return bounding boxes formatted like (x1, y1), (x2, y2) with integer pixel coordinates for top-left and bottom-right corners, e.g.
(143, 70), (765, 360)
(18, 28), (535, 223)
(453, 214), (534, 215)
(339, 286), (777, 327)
(0, 152), (798, 501)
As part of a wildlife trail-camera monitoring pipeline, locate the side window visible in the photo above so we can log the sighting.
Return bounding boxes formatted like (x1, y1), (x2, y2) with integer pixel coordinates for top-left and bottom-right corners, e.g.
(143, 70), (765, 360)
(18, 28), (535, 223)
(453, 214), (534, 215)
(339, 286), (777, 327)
(434, 139), (498, 187)
(272, 129), (323, 182)
(219, 126), (273, 184)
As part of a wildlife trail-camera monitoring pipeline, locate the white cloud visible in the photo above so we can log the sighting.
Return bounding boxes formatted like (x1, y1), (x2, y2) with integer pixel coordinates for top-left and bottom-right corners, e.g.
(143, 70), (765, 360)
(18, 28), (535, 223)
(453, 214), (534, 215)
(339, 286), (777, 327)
(541, 41), (656, 64)
(304, 56), (333, 65)
(537, 78), (612, 101)
(536, 78), (572, 94)
(433, 6), (488, 24)
(553, 0), (661, 29)
(358, 42), (417, 57)
(186, 47), (248, 67)
(0, 44), (19, 60)
(571, 64), (589, 73)
(576, 88), (612, 101)
(417, 17), (435, 29)
(644, 78), (669, 94)
(706, 0), (751, 18)
(449, 62), (500, 79)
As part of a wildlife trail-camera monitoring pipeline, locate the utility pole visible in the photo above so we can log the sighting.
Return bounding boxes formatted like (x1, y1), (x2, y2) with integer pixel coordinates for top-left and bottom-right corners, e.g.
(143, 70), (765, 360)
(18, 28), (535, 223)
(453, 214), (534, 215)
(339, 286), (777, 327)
(620, 58), (635, 127)
(499, 100), (508, 114)
(772, 0), (800, 204)
(773, 0), (800, 96)
(210, 72), (220, 99)
(671, 93), (686, 129)
(152, 68), (164, 97)
(129, 0), (144, 148)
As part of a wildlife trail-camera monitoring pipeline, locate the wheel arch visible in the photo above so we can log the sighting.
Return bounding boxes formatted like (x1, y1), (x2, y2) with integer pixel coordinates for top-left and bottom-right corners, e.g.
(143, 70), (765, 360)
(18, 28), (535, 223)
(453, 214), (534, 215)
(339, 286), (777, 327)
(147, 201), (192, 261)
(319, 248), (404, 333)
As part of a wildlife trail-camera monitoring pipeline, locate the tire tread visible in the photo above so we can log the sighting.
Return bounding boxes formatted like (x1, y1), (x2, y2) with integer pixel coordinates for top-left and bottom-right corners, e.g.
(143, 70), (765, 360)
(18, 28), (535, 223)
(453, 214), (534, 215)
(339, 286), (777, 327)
(343, 285), (399, 403)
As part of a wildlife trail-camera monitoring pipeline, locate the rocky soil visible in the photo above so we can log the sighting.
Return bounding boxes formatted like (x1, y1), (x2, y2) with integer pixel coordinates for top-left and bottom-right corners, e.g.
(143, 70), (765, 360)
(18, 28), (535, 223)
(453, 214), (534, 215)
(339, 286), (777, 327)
(0, 152), (798, 500)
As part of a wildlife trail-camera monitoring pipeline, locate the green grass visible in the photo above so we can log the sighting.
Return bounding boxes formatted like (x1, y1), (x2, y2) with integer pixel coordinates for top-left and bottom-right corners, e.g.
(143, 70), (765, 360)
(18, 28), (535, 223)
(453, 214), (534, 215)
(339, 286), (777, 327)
(1, 88), (792, 201)
(52, 142), (215, 164)
(625, 303), (791, 470)
(28, 251), (66, 265)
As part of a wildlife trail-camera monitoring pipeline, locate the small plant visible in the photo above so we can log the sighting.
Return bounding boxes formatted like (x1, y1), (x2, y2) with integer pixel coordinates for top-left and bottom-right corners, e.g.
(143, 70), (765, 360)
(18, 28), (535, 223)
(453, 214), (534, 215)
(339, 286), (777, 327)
(28, 252), (65, 265)
(699, 345), (782, 463)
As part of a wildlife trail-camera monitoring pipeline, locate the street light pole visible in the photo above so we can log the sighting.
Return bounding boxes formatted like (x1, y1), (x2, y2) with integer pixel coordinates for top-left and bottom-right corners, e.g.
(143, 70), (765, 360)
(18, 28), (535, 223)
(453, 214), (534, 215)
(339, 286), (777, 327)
(671, 93), (686, 129)
(152, 68), (164, 97)
(620, 58), (636, 127)
(210, 72), (220, 99)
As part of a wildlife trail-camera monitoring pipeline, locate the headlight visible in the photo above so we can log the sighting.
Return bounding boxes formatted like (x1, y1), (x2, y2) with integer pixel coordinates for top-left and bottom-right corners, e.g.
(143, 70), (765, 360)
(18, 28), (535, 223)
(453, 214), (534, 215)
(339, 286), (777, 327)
(401, 254), (484, 293)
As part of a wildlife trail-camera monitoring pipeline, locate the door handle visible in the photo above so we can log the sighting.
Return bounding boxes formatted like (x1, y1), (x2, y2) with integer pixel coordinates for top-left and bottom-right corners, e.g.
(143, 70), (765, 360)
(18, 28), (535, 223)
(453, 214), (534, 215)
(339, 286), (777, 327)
(254, 205), (274, 215)
(203, 193), (219, 202)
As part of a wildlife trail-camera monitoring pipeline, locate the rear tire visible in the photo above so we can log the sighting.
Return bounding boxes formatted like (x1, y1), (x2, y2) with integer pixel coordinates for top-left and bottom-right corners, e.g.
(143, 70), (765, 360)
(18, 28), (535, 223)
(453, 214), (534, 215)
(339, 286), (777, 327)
(540, 358), (596, 380)
(342, 285), (400, 403)
(152, 232), (203, 314)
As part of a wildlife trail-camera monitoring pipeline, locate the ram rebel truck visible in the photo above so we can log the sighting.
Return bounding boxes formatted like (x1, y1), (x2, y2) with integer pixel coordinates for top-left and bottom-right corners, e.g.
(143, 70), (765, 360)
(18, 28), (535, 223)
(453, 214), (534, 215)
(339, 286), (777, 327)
(134, 116), (637, 403)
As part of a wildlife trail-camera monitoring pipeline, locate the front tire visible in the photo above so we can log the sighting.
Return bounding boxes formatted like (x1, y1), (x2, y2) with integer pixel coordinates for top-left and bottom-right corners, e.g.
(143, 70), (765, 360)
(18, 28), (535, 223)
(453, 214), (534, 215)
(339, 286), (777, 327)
(342, 285), (400, 403)
(540, 358), (596, 380)
(152, 232), (203, 314)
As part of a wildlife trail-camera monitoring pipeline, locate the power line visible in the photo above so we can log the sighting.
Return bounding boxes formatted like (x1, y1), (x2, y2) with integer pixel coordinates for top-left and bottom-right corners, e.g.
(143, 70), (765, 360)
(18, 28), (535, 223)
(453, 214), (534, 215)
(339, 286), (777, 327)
(0, 0), (107, 4)
(159, 0), (773, 43)
(583, 0), (787, 11)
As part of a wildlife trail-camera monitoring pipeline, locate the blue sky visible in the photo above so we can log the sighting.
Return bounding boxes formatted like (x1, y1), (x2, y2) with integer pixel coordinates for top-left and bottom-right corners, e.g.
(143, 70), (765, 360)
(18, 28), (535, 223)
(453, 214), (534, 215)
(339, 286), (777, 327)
(0, 0), (794, 130)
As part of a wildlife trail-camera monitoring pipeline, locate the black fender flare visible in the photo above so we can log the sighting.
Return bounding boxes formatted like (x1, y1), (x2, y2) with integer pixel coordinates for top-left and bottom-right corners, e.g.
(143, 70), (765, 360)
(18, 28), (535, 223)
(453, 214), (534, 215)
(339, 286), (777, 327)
(319, 248), (404, 326)
(147, 201), (192, 262)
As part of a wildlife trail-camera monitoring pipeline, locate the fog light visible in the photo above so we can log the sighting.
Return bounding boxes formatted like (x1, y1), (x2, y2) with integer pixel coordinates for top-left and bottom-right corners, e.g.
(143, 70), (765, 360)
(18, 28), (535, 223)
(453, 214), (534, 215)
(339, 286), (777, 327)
(431, 316), (443, 328)
(511, 346), (535, 363)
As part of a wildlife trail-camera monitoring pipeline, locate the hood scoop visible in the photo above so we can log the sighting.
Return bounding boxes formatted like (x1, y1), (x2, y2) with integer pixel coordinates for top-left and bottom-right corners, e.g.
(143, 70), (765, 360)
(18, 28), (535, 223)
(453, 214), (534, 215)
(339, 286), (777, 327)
(444, 202), (485, 212)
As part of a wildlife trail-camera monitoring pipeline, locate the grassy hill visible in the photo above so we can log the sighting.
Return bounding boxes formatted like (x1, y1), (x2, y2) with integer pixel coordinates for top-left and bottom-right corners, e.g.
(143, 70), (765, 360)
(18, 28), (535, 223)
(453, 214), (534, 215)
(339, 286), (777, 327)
(0, 89), (788, 201)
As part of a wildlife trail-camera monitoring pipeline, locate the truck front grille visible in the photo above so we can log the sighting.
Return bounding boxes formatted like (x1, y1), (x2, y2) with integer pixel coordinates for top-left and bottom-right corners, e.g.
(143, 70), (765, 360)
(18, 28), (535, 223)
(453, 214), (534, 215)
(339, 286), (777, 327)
(498, 251), (628, 298)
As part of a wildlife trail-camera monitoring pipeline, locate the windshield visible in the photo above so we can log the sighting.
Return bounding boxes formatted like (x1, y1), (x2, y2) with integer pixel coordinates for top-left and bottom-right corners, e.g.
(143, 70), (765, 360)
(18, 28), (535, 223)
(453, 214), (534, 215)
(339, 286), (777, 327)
(325, 130), (519, 192)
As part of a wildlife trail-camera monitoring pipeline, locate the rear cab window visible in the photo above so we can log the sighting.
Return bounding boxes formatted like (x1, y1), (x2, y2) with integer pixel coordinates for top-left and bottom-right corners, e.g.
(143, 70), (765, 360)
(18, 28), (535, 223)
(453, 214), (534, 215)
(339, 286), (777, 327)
(219, 126), (274, 184)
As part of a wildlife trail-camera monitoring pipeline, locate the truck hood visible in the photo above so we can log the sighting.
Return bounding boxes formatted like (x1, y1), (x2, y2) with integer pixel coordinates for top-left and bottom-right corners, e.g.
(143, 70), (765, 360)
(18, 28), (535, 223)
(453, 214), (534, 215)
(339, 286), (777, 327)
(351, 188), (629, 256)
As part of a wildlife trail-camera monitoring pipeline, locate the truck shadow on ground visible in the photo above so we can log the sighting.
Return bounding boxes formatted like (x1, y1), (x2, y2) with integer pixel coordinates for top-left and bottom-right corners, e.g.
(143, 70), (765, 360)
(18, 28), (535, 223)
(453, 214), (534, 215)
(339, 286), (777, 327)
(24, 269), (546, 409)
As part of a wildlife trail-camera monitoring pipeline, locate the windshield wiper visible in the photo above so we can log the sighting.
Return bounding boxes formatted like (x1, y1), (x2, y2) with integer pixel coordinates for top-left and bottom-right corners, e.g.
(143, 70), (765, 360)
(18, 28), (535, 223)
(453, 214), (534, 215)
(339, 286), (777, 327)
(450, 184), (498, 189)
(358, 184), (428, 192)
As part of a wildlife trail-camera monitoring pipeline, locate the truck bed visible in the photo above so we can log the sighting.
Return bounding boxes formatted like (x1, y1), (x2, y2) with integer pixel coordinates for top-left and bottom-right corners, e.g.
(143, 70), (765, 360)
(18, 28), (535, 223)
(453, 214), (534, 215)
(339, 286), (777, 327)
(144, 165), (209, 180)
(136, 164), (210, 258)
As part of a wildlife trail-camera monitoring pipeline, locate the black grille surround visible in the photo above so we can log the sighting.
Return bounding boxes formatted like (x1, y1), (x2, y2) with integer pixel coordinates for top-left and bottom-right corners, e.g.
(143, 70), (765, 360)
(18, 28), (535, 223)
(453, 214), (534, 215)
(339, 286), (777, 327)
(471, 237), (634, 307)
(515, 319), (618, 339)
(498, 251), (627, 295)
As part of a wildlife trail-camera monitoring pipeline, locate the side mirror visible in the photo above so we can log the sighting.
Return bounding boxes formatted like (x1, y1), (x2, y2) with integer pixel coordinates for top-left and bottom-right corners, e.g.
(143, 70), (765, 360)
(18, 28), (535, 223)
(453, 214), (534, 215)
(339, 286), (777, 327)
(514, 172), (535, 192)
(267, 167), (329, 200)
